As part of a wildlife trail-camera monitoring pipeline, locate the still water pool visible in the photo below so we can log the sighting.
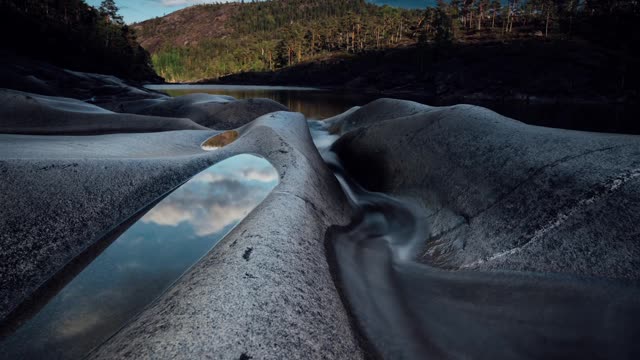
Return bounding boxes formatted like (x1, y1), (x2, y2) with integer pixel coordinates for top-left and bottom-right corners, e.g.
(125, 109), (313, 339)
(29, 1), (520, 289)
(0, 155), (278, 359)
(146, 84), (640, 134)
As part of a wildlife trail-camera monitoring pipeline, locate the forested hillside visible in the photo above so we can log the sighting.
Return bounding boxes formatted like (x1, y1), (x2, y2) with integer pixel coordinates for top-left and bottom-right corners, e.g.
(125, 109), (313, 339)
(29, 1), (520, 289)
(136, 0), (639, 87)
(135, 0), (423, 82)
(0, 0), (159, 81)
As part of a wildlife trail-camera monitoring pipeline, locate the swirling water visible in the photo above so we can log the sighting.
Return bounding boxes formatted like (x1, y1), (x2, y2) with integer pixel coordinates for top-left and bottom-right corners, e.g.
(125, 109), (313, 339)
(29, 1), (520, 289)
(309, 119), (640, 359)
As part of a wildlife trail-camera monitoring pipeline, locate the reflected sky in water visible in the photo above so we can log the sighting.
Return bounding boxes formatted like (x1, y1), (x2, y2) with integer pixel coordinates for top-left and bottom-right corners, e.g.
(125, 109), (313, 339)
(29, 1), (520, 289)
(0, 155), (278, 360)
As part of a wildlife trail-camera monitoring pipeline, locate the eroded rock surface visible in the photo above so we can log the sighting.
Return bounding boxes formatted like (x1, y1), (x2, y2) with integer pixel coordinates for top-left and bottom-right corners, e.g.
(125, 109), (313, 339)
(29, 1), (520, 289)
(108, 93), (288, 130)
(0, 56), (289, 133)
(330, 98), (640, 280)
(0, 83), (363, 358)
(0, 54), (163, 103)
(4, 73), (640, 360)
(89, 112), (363, 359)
(0, 89), (208, 134)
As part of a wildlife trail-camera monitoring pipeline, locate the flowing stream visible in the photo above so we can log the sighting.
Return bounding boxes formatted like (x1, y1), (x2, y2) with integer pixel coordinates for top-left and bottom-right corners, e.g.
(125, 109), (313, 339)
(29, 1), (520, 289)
(309, 120), (640, 359)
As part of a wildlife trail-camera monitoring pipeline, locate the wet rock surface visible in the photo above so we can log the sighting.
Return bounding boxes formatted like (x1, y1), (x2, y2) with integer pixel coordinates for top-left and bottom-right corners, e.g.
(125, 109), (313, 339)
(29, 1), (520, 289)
(323, 137), (640, 359)
(0, 54), (163, 103)
(108, 93), (288, 130)
(0, 89), (208, 135)
(88, 113), (363, 359)
(330, 99), (640, 280)
(0, 56), (287, 133)
(3, 63), (640, 359)
(0, 68), (363, 358)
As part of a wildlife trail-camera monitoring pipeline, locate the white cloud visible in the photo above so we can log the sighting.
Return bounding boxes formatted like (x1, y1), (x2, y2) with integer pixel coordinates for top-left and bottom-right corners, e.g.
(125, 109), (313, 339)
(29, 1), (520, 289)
(242, 168), (279, 183)
(141, 156), (277, 236)
(56, 310), (104, 339)
(142, 197), (258, 236)
(143, 203), (194, 227)
(192, 171), (227, 183)
(191, 202), (253, 236)
(193, 161), (279, 184)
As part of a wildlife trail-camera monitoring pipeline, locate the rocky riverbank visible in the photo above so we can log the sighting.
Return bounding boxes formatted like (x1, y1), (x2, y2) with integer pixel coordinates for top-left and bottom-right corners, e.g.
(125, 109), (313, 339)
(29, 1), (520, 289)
(0, 60), (366, 358)
(1, 59), (640, 359)
(329, 98), (640, 279)
(212, 40), (639, 105)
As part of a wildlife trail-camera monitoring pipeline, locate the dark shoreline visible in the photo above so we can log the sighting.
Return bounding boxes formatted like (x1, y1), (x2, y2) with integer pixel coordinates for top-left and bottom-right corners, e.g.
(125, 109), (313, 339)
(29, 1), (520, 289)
(155, 81), (640, 135)
(191, 40), (637, 104)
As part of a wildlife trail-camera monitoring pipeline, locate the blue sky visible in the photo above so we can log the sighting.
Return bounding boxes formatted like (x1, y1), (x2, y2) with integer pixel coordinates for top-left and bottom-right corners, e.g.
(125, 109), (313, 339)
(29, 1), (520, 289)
(85, 0), (430, 24)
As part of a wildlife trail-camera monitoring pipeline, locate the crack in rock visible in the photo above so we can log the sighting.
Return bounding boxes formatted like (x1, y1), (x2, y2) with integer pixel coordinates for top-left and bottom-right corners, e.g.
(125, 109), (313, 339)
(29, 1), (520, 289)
(462, 167), (640, 268)
(467, 145), (624, 223)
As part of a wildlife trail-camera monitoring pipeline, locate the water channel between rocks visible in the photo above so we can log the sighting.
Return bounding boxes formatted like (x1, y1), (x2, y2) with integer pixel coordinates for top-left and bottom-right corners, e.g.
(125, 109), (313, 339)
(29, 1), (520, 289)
(309, 119), (640, 359)
(0, 154), (279, 360)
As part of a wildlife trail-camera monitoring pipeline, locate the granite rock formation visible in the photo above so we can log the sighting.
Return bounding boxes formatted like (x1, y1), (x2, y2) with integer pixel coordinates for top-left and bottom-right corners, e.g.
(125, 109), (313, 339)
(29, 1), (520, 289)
(0, 79), (364, 358)
(330, 98), (640, 280)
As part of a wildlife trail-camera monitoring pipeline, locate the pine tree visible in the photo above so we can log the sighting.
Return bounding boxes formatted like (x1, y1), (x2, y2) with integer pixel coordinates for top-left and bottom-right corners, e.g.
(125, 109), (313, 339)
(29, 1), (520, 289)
(274, 39), (290, 68)
(433, 0), (453, 45)
(99, 0), (124, 25)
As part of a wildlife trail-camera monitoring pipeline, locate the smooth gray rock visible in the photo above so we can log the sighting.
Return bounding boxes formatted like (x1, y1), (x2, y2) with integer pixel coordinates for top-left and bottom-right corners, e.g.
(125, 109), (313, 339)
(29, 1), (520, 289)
(108, 93), (289, 130)
(331, 99), (640, 280)
(89, 112), (363, 359)
(0, 105), (363, 358)
(0, 56), (288, 133)
(0, 89), (208, 134)
(0, 130), (218, 324)
(0, 53), (163, 102)
(326, 98), (431, 134)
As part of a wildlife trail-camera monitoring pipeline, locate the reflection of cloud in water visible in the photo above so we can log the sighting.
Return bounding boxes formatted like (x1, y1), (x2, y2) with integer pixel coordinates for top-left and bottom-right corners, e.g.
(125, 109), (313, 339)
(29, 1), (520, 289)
(193, 159), (279, 184)
(144, 200), (254, 236)
(51, 272), (171, 344)
(56, 309), (104, 339)
(143, 155), (278, 236)
(2, 155), (279, 360)
(193, 172), (226, 183)
(52, 289), (120, 341)
(116, 261), (143, 272)
(143, 202), (193, 227)
(242, 167), (279, 183)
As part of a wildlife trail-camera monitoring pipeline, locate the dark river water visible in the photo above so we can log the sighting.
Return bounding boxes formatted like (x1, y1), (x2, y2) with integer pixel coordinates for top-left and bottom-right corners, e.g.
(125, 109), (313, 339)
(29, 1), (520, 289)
(0, 154), (278, 359)
(146, 84), (640, 134)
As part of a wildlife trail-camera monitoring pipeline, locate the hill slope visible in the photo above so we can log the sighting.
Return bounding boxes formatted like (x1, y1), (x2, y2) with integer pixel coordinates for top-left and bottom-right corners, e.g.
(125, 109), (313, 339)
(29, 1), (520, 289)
(134, 4), (239, 54)
(134, 0), (422, 82)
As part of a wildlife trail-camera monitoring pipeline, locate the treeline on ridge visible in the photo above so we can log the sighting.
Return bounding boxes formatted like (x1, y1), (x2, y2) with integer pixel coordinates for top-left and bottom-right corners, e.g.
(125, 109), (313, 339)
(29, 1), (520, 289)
(145, 0), (423, 82)
(0, 0), (158, 81)
(141, 0), (640, 83)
